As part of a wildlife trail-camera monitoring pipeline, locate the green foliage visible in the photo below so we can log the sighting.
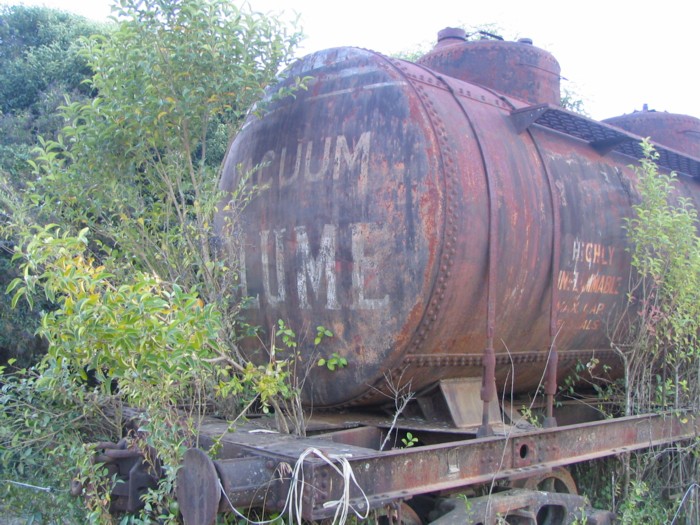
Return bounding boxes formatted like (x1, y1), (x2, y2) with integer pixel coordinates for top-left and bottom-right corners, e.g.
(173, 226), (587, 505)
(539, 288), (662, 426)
(0, 7), (110, 366)
(0, 248), (49, 366)
(0, 365), (114, 523)
(617, 480), (673, 524)
(2, 225), (232, 519)
(572, 458), (620, 511)
(0, 5), (105, 115)
(314, 328), (344, 370)
(0, 0), (306, 519)
(0, 6), (105, 178)
(457, 493), (472, 513)
(568, 142), (700, 523)
(276, 319), (298, 349)
(575, 141), (700, 523)
(558, 358), (617, 420)
(400, 431), (419, 448)
(561, 84), (589, 115)
(518, 405), (542, 428)
(8, 226), (229, 406)
(317, 352), (346, 371)
(16, 0), (303, 307)
(620, 139), (700, 414)
(1, 226), (310, 521)
(314, 325), (333, 346)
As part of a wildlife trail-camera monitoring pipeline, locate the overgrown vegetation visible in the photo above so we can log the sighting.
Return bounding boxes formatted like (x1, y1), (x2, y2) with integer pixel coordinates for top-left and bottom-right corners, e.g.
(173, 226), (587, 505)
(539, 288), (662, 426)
(615, 141), (700, 523)
(0, 0), (306, 521)
(618, 141), (700, 418)
(0, 5), (111, 366)
(570, 141), (700, 523)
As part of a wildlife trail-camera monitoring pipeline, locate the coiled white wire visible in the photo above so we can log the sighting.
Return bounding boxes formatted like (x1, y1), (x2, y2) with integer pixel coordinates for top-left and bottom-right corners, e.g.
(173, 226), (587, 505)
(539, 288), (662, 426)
(220, 447), (370, 525)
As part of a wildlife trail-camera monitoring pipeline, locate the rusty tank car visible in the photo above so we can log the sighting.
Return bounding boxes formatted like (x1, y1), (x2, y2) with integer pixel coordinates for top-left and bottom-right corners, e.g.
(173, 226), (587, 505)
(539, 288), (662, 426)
(167, 29), (700, 524)
(215, 28), (700, 413)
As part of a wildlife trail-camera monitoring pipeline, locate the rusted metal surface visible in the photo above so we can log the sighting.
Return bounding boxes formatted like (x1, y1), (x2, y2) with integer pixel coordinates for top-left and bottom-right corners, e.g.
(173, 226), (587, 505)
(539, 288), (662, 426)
(215, 38), (700, 410)
(431, 491), (615, 525)
(177, 412), (698, 524)
(510, 466), (578, 494)
(176, 449), (221, 525)
(435, 378), (501, 428)
(65, 31), (700, 525)
(605, 108), (700, 158)
(416, 33), (562, 105)
(217, 47), (447, 406)
(72, 440), (161, 513)
(512, 104), (700, 177)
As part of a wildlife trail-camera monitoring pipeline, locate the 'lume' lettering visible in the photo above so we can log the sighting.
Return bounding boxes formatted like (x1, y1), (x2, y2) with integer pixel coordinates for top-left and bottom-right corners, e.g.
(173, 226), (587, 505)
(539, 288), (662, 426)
(239, 222), (389, 311)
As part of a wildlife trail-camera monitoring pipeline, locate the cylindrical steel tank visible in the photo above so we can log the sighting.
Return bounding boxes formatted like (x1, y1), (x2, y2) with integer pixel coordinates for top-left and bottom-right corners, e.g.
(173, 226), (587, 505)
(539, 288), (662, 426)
(215, 43), (700, 408)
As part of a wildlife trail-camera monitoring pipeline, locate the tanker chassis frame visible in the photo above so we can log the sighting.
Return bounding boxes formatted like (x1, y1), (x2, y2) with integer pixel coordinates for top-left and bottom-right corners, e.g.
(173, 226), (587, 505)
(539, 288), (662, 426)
(167, 410), (698, 525)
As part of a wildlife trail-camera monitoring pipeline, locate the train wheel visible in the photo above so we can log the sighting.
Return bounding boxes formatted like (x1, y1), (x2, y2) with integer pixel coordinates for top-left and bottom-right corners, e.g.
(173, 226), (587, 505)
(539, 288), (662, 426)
(399, 503), (423, 525)
(512, 467), (578, 495)
(512, 468), (577, 524)
(378, 501), (424, 525)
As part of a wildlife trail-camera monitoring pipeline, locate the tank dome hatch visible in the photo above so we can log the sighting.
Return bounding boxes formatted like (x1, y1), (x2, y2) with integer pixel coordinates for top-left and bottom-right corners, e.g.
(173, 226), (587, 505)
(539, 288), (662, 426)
(417, 28), (561, 106)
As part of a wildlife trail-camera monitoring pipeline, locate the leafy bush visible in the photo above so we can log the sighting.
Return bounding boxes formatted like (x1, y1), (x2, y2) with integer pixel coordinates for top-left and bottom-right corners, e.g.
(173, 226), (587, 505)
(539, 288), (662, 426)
(0, 365), (107, 523)
(573, 141), (700, 523)
(0, 0), (306, 521)
(1, 225), (234, 520)
(0, 7), (110, 366)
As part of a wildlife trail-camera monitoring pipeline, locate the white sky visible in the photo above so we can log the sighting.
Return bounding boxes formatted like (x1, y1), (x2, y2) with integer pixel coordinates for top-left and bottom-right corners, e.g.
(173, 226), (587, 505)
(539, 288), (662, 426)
(1, 0), (699, 121)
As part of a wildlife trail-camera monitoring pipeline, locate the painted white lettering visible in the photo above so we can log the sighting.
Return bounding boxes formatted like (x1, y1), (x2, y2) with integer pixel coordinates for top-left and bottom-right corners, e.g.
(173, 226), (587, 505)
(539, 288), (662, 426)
(571, 238), (615, 267)
(238, 236), (260, 308)
(240, 220), (391, 311)
(304, 137), (332, 181)
(572, 239), (581, 264)
(252, 133), (372, 188)
(334, 132), (371, 195)
(280, 144), (303, 187)
(261, 229), (286, 306)
(296, 225), (340, 310)
(351, 223), (389, 310)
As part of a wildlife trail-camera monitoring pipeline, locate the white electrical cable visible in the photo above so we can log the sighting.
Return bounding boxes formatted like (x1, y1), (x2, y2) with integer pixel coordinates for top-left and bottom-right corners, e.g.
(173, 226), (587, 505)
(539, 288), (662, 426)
(2, 480), (58, 493)
(670, 482), (700, 525)
(219, 447), (370, 525)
